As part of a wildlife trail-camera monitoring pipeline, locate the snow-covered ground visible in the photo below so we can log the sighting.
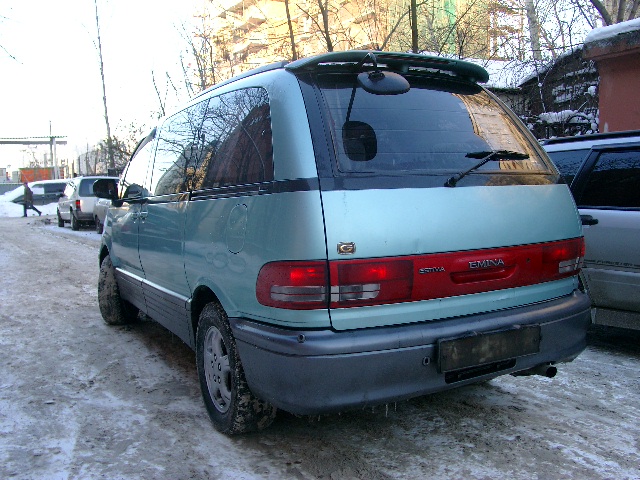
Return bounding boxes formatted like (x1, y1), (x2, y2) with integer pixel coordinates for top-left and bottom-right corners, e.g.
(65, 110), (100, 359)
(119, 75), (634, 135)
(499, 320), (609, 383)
(1, 199), (639, 479)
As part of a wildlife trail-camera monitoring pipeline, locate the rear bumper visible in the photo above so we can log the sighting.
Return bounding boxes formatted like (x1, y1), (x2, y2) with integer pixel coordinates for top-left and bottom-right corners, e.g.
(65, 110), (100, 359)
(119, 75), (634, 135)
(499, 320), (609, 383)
(232, 291), (591, 415)
(74, 210), (94, 222)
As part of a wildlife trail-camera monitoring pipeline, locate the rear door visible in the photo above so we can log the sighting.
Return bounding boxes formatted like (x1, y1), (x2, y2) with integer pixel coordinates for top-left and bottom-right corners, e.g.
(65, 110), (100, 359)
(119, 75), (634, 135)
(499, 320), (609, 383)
(572, 146), (640, 313)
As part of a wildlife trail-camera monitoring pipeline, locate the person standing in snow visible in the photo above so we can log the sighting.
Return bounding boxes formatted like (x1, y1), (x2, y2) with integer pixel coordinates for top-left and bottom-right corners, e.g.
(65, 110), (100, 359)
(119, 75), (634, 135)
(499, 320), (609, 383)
(23, 182), (42, 217)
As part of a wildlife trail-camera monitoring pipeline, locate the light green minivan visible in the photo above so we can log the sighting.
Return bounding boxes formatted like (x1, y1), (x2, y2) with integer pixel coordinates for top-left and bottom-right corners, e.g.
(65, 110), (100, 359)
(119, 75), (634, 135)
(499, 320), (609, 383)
(96, 51), (591, 434)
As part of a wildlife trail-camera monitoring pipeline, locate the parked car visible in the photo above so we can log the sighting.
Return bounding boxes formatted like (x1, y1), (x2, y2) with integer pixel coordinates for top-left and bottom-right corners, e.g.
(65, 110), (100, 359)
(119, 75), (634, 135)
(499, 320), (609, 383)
(5, 180), (66, 205)
(93, 197), (113, 234)
(93, 179), (118, 234)
(544, 131), (640, 330)
(57, 176), (118, 231)
(95, 51), (590, 435)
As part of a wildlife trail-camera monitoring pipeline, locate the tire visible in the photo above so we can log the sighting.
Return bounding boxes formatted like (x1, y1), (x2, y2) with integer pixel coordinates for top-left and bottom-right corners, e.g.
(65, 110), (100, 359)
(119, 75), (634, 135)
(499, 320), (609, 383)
(57, 210), (64, 227)
(95, 216), (103, 234)
(71, 211), (80, 231)
(196, 303), (276, 434)
(98, 255), (139, 325)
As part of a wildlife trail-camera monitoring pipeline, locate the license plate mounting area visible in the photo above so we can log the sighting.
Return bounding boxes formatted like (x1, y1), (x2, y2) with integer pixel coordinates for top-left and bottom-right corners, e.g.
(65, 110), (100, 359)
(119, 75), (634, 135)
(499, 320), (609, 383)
(438, 325), (541, 373)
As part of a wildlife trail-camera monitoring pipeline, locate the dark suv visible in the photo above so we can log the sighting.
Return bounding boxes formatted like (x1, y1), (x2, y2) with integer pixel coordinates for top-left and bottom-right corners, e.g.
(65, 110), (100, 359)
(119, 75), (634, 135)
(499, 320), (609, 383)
(544, 131), (640, 330)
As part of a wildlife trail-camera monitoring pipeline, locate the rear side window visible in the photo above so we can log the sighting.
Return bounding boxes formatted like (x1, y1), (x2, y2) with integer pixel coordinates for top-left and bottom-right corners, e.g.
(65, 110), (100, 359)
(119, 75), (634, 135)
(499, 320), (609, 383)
(316, 75), (551, 177)
(579, 150), (640, 208)
(44, 183), (65, 194)
(546, 148), (590, 184)
(194, 87), (273, 189)
(79, 179), (96, 196)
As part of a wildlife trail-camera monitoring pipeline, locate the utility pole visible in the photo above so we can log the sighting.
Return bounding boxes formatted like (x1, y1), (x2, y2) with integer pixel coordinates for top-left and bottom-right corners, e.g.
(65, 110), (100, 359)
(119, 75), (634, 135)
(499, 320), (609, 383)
(94, 0), (115, 170)
(411, 0), (419, 53)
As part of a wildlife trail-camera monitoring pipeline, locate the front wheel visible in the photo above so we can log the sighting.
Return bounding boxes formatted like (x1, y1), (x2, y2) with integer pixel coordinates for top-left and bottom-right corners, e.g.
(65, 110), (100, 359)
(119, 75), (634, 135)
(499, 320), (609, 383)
(98, 255), (139, 325)
(57, 209), (64, 227)
(196, 303), (276, 434)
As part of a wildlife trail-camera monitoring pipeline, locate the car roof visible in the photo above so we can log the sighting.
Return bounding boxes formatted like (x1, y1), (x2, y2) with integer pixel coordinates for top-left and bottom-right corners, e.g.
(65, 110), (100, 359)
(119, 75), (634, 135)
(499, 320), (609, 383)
(543, 130), (640, 152)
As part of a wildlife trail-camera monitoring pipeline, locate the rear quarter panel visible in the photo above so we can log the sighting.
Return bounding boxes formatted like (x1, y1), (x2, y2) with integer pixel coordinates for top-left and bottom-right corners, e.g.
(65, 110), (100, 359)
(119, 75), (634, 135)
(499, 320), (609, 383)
(183, 70), (331, 328)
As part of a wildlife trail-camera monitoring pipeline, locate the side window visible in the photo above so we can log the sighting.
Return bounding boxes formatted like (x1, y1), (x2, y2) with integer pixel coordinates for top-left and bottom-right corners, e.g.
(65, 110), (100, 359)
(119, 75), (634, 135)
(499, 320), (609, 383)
(63, 182), (75, 198)
(150, 101), (208, 197)
(579, 150), (640, 208)
(546, 148), (590, 184)
(120, 137), (155, 201)
(195, 87), (273, 190)
(79, 179), (95, 196)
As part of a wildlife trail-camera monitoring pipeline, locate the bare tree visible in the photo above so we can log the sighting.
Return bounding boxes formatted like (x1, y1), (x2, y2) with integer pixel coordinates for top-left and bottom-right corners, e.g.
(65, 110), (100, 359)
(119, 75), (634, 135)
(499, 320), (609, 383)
(589, 0), (640, 24)
(525, 0), (543, 60)
(284, 0), (298, 60)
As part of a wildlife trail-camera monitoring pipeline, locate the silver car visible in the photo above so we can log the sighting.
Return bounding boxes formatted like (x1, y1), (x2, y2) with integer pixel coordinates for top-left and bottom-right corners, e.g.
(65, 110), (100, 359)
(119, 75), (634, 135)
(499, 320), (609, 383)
(93, 197), (112, 234)
(57, 176), (118, 231)
(545, 132), (640, 330)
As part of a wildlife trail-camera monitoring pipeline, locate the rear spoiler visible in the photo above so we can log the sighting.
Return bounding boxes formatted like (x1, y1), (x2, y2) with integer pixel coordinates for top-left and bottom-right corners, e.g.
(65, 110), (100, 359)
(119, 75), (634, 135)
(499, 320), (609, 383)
(285, 50), (489, 84)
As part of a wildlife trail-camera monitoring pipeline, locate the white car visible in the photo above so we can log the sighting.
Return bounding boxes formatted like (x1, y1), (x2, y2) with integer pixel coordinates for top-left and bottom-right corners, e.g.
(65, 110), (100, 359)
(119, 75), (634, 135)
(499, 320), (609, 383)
(57, 176), (118, 230)
(93, 196), (112, 234)
(3, 180), (66, 205)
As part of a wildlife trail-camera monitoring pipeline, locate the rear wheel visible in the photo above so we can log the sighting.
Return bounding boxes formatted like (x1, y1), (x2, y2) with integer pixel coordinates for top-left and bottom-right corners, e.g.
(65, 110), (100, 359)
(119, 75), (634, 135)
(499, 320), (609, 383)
(57, 209), (64, 227)
(71, 211), (80, 231)
(98, 255), (139, 325)
(196, 303), (276, 434)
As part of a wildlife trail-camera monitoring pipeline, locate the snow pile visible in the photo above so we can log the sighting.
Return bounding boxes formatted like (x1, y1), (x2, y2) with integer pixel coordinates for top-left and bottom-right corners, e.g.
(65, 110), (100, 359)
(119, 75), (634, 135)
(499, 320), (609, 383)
(584, 17), (640, 44)
(0, 191), (60, 218)
(539, 110), (579, 123)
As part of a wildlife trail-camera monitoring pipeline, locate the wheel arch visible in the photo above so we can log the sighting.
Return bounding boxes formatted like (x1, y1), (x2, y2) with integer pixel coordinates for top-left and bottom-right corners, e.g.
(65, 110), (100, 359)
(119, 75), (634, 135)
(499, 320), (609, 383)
(190, 286), (224, 344)
(99, 245), (110, 269)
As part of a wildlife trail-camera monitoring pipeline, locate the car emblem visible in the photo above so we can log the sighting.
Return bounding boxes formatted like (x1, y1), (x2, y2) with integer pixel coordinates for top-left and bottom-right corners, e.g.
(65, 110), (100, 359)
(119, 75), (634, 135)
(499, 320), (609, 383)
(469, 258), (506, 269)
(337, 242), (356, 255)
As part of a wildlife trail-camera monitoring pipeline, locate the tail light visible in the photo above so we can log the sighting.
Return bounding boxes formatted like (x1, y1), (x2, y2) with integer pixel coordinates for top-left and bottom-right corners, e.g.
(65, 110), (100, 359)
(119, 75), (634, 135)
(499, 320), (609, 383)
(75, 199), (81, 211)
(256, 238), (585, 310)
(542, 238), (585, 279)
(256, 260), (412, 309)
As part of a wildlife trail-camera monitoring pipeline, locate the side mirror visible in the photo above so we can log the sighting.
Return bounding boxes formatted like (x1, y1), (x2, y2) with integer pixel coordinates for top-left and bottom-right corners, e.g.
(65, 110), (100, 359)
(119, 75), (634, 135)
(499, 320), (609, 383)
(93, 178), (118, 202)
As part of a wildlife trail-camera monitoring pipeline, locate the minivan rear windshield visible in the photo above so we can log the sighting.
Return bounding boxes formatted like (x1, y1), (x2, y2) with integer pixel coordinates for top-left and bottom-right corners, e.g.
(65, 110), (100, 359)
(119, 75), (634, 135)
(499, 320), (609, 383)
(316, 75), (552, 177)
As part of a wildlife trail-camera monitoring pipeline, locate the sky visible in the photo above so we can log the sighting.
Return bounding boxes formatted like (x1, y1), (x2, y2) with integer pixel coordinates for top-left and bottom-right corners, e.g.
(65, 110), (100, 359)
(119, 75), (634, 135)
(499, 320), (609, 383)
(0, 0), (199, 172)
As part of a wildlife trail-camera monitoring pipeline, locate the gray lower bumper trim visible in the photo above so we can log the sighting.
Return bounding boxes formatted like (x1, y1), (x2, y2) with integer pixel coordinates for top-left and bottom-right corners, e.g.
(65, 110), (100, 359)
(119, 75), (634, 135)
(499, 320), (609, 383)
(232, 292), (591, 414)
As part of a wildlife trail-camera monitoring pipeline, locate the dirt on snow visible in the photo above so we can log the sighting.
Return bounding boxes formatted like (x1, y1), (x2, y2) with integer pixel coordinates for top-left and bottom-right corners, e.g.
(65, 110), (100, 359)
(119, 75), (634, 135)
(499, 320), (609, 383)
(1, 215), (639, 480)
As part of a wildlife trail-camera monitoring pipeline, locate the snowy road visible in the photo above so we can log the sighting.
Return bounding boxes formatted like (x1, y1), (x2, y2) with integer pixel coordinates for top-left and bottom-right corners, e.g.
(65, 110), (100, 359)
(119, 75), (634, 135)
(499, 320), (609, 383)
(1, 215), (639, 479)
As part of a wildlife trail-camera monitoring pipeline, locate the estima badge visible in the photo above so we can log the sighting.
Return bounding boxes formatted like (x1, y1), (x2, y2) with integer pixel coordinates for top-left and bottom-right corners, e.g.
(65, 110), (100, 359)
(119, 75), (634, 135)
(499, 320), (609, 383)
(469, 258), (506, 269)
(419, 266), (446, 274)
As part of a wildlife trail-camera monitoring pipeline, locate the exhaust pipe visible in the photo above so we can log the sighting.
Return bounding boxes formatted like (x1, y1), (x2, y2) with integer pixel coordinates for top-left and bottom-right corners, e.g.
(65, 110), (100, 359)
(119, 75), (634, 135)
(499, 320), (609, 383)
(512, 364), (557, 378)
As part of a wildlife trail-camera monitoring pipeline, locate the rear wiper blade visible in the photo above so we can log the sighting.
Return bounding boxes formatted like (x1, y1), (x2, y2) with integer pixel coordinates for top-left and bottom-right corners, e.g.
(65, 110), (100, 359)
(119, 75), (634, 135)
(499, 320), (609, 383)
(444, 150), (529, 187)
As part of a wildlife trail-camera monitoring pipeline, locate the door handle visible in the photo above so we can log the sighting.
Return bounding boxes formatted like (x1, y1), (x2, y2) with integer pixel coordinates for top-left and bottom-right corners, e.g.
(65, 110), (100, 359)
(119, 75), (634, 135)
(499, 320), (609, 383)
(580, 214), (599, 226)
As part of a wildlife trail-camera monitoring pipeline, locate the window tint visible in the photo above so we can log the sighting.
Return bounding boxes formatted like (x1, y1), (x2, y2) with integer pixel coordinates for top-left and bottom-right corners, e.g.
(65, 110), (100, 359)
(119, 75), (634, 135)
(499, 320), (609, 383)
(579, 150), (640, 208)
(44, 183), (65, 194)
(194, 87), (273, 189)
(317, 75), (550, 176)
(151, 102), (208, 196)
(79, 179), (96, 196)
(120, 138), (154, 200)
(546, 148), (590, 184)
